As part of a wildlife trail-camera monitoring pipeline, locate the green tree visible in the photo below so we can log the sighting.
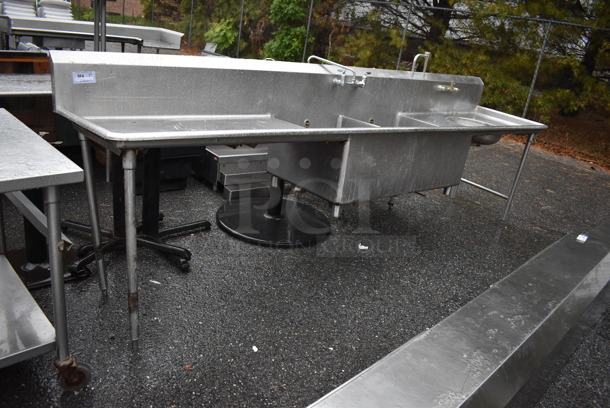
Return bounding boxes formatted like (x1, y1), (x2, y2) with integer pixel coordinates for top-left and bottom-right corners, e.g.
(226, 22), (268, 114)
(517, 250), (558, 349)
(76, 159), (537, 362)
(204, 19), (238, 52)
(178, 0), (271, 56)
(332, 10), (405, 68)
(263, 0), (311, 61)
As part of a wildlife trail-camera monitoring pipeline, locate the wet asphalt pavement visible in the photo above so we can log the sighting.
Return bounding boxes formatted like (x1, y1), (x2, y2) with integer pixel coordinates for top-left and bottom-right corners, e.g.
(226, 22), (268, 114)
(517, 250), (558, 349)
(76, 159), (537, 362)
(0, 136), (608, 407)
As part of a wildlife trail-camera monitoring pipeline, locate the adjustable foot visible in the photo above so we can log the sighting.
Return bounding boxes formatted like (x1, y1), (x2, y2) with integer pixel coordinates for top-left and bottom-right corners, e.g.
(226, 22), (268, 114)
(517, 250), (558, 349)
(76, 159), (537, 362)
(55, 356), (91, 392)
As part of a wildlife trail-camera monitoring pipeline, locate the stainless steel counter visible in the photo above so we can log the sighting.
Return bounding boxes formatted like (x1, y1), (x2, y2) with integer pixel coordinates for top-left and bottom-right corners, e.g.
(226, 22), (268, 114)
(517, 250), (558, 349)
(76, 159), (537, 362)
(0, 73), (51, 96)
(0, 15), (182, 51)
(308, 222), (610, 408)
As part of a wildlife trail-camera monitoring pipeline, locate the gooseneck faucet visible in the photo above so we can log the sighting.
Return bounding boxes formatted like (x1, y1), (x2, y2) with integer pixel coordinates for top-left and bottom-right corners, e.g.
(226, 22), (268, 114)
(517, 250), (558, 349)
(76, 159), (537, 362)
(307, 55), (367, 87)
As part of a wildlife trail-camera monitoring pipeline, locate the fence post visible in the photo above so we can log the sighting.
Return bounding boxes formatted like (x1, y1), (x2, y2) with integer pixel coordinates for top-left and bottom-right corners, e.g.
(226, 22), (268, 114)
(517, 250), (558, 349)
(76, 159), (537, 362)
(523, 21), (552, 118)
(237, 0), (245, 57)
(396, 2), (413, 70)
(188, 0), (194, 47)
(302, 0), (315, 62)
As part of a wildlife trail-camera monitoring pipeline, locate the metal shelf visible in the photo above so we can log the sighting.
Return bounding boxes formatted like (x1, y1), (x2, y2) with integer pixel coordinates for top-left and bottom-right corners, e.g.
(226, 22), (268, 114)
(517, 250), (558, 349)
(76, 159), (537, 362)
(0, 254), (55, 369)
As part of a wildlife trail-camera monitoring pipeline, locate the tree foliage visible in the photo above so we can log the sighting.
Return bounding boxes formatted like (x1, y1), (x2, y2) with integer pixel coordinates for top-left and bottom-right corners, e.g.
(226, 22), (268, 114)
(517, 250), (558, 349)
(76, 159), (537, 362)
(263, 0), (310, 61)
(204, 19), (238, 52)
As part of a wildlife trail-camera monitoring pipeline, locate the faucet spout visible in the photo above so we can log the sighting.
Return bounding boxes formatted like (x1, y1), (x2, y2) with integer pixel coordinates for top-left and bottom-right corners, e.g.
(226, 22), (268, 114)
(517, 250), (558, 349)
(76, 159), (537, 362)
(307, 55), (367, 88)
(411, 51), (431, 77)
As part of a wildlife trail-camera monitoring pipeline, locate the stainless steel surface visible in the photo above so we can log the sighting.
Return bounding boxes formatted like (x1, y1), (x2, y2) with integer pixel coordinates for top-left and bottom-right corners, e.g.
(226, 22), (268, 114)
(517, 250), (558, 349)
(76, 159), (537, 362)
(308, 222), (610, 408)
(0, 254), (56, 369)
(269, 131), (472, 204)
(0, 73), (51, 96)
(0, 108), (82, 193)
(2, 16), (183, 50)
(50, 51), (544, 146)
(198, 145), (268, 190)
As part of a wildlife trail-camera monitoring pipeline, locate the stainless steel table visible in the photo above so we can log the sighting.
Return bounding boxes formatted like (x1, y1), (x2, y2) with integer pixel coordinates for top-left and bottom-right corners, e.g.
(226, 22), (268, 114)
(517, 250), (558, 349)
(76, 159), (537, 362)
(0, 108), (90, 390)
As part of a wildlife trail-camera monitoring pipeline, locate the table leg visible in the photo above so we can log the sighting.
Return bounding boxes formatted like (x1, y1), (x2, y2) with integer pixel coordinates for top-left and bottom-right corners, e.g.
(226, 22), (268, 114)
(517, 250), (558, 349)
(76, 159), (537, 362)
(46, 186), (92, 390)
(44, 186), (69, 360)
(122, 149), (139, 350)
(79, 133), (108, 296)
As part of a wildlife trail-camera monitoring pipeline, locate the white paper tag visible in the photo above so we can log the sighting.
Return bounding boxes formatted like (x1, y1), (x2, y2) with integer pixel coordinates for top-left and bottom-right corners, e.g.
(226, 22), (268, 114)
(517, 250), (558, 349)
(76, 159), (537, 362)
(576, 234), (588, 243)
(72, 71), (96, 84)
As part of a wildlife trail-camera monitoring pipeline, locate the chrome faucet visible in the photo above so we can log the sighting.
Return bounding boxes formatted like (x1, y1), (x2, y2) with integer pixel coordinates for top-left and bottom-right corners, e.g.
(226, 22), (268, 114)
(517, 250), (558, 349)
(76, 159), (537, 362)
(307, 55), (367, 87)
(411, 51), (431, 77)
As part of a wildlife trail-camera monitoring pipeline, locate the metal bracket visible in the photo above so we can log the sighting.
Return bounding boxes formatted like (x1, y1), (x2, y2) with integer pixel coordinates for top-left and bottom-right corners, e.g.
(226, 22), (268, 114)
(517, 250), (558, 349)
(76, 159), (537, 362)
(4, 191), (73, 251)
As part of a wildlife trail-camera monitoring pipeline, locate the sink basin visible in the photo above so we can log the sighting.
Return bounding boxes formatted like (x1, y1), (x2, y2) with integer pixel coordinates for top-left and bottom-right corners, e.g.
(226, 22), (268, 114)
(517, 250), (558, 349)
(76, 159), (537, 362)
(394, 108), (536, 145)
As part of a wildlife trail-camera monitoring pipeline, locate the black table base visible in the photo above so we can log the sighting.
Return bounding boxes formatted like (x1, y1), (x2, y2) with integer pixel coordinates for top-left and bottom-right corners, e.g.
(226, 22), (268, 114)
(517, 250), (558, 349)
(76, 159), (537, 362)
(216, 178), (331, 248)
(64, 149), (210, 273)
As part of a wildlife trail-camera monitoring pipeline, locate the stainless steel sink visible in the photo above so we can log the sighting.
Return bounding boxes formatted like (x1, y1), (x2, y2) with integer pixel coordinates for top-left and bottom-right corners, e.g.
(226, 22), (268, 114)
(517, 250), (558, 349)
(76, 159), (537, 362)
(50, 51), (546, 203)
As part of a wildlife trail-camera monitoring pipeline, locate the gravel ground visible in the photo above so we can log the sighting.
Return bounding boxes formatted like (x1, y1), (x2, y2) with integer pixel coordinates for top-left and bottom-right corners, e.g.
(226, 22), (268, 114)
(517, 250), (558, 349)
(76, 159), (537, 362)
(0, 134), (608, 405)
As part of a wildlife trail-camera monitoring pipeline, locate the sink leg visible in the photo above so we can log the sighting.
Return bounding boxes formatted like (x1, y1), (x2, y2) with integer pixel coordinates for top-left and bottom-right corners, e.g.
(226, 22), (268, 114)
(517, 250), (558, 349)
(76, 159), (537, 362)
(122, 149), (139, 351)
(503, 133), (535, 220)
(79, 133), (108, 297)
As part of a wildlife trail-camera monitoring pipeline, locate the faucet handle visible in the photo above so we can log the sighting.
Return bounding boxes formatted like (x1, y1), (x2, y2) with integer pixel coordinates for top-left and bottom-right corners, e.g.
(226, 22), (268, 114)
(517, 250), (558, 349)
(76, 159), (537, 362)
(435, 81), (460, 93)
